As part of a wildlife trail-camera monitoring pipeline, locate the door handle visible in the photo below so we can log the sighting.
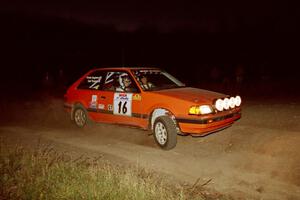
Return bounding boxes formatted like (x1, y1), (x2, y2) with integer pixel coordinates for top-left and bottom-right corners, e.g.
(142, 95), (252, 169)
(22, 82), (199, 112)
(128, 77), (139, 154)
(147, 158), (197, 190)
(100, 96), (106, 99)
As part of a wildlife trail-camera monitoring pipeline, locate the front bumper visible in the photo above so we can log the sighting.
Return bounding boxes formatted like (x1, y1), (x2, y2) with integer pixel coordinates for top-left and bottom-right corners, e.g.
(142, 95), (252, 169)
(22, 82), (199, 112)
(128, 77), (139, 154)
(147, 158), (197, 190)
(176, 110), (241, 136)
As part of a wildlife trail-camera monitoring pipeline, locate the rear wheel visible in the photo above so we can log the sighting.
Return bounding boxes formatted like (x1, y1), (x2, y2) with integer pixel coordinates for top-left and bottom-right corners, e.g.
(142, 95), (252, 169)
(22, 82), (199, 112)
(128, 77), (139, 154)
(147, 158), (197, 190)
(153, 116), (177, 150)
(73, 105), (89, 128)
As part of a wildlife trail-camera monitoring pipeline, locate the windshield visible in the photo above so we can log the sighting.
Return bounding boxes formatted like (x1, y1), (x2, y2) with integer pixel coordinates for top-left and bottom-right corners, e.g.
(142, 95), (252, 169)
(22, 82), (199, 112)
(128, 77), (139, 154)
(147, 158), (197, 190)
(132, 69), (185, 91)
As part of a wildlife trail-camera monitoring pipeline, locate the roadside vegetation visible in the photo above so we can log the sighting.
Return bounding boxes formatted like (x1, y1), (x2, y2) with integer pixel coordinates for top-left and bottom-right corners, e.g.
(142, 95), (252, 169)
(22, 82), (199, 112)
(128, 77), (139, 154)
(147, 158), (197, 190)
(0, 140), (227, 200)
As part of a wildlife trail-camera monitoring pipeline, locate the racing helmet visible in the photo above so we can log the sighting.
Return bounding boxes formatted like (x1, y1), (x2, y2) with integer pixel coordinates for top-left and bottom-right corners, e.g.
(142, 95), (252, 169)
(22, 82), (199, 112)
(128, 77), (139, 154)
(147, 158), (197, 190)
(119, 73), (131, 89)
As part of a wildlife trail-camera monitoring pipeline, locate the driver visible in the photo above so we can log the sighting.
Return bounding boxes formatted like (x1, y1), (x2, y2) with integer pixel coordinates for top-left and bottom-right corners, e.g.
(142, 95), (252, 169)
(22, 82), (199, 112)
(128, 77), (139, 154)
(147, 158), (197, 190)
(116, 73), (132, 92)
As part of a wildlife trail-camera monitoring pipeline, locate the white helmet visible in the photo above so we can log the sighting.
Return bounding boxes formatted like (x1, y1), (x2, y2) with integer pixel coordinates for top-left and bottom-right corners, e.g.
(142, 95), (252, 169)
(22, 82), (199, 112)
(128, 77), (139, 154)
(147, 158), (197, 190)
(119, 73), (131, 89)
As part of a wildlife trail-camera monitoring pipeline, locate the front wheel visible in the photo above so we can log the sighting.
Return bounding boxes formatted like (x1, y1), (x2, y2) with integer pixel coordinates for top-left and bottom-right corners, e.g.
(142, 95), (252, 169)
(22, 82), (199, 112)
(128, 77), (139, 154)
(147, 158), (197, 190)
(153, 116), (177, 150)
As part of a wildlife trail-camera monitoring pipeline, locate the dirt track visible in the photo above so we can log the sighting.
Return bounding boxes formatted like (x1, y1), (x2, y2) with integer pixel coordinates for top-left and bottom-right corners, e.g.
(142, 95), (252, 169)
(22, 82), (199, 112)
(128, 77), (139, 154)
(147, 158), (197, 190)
(1, 96), (300, 200)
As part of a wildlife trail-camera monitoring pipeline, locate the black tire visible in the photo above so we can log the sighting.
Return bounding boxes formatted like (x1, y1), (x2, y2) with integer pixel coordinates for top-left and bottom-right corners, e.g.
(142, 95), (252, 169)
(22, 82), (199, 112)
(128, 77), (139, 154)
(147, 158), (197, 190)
(72, 104), (89, 128)
(153, 116), (177, 150)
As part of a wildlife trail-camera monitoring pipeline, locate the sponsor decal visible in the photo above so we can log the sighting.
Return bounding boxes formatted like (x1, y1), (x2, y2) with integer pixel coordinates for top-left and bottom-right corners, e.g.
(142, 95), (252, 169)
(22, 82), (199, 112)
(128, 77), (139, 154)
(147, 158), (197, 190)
(87, 76), (102, 90)
(89, 95), (98, 109)
(132, 94), (141, 101)
(139, 69), (160, 74)
(105, 72), (114, 84)
(98, 104), (105, 110)
(118, 93), (127, 97)
(108, 104), (113, 111)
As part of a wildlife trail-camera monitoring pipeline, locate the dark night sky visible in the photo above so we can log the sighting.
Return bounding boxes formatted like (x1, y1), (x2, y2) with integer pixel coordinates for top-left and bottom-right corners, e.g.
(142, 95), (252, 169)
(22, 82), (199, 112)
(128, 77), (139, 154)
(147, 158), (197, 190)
(2, 1), (299, 32)
(1, 1), (300, 97)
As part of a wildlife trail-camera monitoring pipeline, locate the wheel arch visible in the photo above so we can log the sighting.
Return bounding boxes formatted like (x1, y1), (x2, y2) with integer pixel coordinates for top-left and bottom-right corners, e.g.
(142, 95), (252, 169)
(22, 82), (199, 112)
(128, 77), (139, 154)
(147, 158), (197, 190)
(148, 107), (181, 134)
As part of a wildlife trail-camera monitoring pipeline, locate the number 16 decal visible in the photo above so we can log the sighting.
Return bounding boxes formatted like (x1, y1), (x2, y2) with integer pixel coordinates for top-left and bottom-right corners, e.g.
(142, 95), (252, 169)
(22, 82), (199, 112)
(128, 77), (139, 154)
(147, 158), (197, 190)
(113, 93), (132, 116)
(118, 101), (127, 114)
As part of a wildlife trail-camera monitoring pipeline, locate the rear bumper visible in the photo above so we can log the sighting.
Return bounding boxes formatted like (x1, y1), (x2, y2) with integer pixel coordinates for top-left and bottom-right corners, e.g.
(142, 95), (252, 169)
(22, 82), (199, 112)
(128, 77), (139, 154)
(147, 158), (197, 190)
(176, 112), (241, 136)
(64, 102), (72, 112)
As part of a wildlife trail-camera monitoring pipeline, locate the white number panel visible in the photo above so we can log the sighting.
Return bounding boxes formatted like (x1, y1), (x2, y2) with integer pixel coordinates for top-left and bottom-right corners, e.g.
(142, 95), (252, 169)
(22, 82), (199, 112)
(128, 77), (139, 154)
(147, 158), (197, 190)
(113, 93), (132, 116)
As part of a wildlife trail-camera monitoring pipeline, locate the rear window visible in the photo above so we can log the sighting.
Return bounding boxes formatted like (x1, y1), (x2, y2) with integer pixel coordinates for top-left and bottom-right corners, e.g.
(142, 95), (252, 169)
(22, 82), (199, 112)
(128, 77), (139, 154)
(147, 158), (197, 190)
(77, 71), (105, 90)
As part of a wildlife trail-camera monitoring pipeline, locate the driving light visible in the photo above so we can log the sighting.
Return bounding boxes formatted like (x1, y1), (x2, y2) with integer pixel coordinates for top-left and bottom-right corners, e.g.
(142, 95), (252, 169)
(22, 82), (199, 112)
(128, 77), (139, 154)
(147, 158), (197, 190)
(223, 98), (230, 110)
(229, 97), (235, 108)
(235, 96), (242, 106)
(215, 99), (224, 111)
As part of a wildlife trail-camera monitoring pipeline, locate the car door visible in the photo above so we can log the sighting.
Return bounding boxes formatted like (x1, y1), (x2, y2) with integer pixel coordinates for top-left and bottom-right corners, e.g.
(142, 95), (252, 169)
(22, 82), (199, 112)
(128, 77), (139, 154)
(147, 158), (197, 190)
(95, 70), (144, 127)
(75, 70), (106, 122)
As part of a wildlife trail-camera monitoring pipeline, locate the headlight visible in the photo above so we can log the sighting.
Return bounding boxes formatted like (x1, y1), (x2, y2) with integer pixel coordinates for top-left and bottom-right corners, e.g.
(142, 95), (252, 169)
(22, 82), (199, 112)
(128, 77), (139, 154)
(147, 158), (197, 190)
(229, 97), (235, 108)
(223, 98), (230, 110)
(235, 95), (242, 106)
(215, 99), (224, 111)
(189, 105), (213, 115)
(199, 105), (213, 114)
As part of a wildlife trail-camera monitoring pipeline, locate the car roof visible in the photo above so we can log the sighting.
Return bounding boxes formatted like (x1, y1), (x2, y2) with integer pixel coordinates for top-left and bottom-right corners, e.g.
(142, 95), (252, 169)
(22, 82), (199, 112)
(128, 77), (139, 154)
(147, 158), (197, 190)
(86, 67), (161, 73)
(93, 67), (160, 70)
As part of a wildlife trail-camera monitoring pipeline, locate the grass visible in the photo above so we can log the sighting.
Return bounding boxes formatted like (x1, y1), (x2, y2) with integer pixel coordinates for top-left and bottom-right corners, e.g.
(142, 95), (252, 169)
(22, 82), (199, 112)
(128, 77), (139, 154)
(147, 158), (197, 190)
(0, 139), (227, 200)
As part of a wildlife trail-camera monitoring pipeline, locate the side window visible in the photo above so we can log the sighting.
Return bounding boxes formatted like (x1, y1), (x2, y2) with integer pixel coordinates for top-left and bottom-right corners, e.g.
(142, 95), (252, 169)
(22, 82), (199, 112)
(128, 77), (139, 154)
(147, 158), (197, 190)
(102, 71), (138, 93)
(102, 71), (116, 91)
(77, 71), (104, 90)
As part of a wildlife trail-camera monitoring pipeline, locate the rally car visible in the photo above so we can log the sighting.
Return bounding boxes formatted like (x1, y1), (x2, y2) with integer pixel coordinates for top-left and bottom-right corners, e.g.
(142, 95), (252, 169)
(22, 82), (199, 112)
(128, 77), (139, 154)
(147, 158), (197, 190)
(64, 67), (241, 150)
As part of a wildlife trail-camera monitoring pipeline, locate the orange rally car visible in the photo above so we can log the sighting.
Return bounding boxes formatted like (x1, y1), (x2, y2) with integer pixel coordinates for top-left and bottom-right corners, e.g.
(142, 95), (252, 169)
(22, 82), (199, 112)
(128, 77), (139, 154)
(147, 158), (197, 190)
(64, 67), (241, 150)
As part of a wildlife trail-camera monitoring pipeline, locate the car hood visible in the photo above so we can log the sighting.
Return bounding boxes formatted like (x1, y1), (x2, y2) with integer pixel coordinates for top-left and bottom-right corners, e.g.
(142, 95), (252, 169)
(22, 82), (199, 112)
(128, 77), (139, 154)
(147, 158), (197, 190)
(153, 87), (227, 104)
